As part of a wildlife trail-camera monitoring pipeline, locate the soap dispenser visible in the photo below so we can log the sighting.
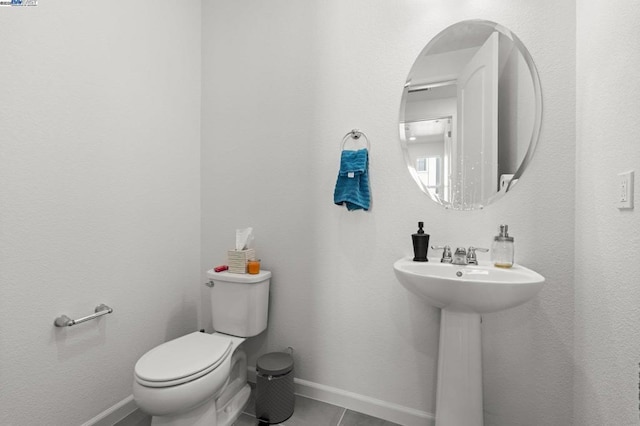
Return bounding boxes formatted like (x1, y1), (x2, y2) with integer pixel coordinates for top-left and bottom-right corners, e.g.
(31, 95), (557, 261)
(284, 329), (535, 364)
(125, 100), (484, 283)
(491, 224), (514, 268)
(412, 222), (429, 262)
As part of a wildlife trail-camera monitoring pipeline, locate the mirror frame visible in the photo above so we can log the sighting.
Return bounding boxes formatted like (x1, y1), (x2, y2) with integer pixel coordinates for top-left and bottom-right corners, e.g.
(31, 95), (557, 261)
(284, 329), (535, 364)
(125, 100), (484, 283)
(399, 20), (543, 210)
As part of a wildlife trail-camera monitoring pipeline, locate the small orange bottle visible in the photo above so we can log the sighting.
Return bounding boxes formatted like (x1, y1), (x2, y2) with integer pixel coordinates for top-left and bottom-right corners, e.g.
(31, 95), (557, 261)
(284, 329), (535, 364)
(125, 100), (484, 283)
(247, 259), (261, 274)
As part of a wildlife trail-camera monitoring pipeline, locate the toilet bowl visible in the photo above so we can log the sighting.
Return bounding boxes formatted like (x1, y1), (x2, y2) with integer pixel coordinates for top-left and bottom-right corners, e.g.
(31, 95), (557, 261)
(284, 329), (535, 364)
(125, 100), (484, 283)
(133, 270), (271, 426)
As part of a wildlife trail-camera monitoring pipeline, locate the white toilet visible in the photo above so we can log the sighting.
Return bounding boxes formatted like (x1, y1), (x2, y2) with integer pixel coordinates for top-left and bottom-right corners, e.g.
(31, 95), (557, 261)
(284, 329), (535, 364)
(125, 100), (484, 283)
(133, 269), (271, 426)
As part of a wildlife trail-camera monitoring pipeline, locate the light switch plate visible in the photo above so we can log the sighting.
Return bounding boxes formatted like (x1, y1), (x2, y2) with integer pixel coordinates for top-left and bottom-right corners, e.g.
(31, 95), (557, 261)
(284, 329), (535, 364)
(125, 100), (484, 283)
(617, 170), (634, 210)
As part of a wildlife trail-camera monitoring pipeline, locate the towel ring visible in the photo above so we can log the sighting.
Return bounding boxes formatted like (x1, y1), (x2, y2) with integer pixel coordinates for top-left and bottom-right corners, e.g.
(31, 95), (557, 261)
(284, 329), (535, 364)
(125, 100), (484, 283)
(340, 129), (370, 151)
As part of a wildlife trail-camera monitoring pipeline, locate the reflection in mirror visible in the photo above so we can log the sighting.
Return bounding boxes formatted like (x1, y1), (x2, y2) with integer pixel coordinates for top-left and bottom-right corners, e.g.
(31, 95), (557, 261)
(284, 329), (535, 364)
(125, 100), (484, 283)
(399, 20), (542, 210)
(401, 116), (452, 204)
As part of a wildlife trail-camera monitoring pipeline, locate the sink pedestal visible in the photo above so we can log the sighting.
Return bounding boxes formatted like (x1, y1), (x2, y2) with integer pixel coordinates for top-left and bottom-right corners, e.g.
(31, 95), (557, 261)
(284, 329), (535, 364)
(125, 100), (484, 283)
(436, 309), (483, 426)
(392, 257), (545, 426)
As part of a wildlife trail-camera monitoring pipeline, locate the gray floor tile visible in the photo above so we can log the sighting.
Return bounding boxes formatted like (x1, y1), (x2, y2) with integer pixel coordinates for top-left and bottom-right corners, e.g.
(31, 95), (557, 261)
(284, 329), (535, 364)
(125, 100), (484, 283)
(338, 410), (401, 426)
(233, 413), (260, 426)
(114, 393), (398, 426)
(114, 409), (151, 426)
(270, 395), (344, 426)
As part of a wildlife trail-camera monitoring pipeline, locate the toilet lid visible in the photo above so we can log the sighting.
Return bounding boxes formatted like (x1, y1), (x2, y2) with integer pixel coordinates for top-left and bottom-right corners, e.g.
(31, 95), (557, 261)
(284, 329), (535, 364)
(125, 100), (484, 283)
(135, 332), (232, 387)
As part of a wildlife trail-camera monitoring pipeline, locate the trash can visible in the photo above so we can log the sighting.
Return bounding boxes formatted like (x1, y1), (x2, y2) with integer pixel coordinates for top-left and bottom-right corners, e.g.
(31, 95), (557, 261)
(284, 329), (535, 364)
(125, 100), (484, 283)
(255, 351), (295, 424)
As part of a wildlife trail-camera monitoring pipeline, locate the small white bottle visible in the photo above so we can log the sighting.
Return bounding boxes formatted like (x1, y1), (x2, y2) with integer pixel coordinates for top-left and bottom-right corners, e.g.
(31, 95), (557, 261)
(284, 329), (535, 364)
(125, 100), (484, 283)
(491, 224), (514, 268)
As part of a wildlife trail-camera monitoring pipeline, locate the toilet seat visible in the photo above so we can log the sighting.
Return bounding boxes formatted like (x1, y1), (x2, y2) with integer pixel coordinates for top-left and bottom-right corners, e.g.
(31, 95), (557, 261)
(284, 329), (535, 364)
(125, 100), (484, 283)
(135, 332), (233, 388)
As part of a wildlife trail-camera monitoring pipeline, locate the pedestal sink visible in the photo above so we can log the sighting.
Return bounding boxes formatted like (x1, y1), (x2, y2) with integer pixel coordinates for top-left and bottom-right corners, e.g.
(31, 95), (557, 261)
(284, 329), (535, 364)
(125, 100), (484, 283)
(393, 257), (544, 426)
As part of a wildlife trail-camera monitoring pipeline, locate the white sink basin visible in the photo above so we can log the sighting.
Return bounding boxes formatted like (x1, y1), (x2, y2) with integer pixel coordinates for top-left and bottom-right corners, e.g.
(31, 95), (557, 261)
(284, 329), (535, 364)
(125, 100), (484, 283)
(393, 257), (545, 313)
(394, 256), (545, 426)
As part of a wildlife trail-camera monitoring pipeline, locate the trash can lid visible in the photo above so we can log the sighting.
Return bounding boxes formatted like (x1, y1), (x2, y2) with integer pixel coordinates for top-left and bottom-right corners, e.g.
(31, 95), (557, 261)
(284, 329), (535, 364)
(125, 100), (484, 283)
(257, 351), (294, 376)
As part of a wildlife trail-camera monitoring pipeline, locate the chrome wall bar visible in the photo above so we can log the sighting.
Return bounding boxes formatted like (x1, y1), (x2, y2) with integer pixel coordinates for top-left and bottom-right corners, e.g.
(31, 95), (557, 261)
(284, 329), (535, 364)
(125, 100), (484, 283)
(54, 304), (113, 327)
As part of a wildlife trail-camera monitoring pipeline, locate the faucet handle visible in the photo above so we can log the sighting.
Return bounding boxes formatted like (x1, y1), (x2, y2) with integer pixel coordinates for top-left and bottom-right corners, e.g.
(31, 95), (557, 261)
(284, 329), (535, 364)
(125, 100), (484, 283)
(431, 245), (452, 263)
(468, 246), (489, 253)
(467, 246), (489, 265)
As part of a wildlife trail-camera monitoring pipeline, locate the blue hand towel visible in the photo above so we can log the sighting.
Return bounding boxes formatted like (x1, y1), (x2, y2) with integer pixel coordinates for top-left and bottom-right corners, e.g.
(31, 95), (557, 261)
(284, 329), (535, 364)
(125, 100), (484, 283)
(334, 148), (370, 211)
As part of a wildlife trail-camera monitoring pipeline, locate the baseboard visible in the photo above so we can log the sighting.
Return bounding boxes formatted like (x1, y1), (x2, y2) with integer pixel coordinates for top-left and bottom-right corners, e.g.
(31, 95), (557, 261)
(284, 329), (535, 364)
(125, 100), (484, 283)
(81, 395), (138, 426)
(247, 367), (434, 426)
(84, 371), (435, 426)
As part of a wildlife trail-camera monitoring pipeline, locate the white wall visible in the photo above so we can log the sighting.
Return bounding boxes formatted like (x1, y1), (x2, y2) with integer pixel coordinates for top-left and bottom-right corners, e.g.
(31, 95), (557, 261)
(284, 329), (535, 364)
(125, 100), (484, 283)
(498, 39), (536, 177)
(574, 1), (640, 424)
(411, 48), (477, 85)
(0, 1), (201, 425)
(202, 1), (575, 424)
(0, 1), (596, 425)
(405, 96), (457, 123)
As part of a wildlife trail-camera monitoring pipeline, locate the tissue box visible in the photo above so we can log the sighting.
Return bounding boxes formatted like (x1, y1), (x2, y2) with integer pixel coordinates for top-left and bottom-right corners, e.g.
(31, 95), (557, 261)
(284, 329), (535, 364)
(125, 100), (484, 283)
(227, 249), (255, 274)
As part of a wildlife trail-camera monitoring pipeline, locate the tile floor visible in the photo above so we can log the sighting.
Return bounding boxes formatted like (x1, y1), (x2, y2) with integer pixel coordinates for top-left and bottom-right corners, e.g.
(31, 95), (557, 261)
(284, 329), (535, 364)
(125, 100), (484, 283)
(116, 385), (400, 426)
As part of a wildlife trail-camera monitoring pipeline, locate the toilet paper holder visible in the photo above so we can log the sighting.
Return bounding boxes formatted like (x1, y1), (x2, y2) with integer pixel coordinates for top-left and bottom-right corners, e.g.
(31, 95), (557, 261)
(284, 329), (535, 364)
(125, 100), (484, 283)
(54, 304), (113, 327)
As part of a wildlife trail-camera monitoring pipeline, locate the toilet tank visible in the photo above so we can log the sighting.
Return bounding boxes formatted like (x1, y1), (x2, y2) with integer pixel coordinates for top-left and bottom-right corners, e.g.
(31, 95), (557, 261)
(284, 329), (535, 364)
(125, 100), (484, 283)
(206, 269), (271, 337)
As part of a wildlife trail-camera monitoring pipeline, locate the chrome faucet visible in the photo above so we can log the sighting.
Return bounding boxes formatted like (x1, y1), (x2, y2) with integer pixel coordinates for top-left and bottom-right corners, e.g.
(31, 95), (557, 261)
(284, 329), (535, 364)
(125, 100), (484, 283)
(432, 245), (489, 265)
(452, 247), (468, 265)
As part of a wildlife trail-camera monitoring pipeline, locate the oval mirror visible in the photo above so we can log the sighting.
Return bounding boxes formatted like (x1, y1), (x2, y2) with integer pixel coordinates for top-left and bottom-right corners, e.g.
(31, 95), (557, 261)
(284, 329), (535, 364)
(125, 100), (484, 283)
(399, 20), (542, 210)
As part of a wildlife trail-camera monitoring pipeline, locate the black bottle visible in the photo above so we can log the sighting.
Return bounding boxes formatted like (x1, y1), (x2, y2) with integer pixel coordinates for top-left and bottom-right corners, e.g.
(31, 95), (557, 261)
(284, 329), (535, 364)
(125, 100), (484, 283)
(412, 222), (429, 262)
